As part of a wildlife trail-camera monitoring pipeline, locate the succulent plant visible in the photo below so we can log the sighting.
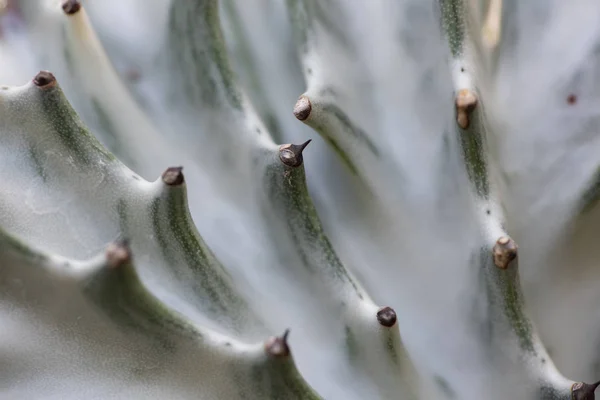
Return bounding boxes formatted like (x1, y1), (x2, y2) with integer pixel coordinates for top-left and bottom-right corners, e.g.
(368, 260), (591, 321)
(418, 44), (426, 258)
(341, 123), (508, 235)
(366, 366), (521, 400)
(1, 0), (600, 399)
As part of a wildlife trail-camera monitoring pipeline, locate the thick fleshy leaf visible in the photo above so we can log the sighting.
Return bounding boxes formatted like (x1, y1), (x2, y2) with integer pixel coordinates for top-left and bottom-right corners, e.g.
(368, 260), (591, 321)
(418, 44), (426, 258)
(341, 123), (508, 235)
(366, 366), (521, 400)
(0, 233), (320, 399)
(2, 0), (600, 399)
(468, 0), (600, 381)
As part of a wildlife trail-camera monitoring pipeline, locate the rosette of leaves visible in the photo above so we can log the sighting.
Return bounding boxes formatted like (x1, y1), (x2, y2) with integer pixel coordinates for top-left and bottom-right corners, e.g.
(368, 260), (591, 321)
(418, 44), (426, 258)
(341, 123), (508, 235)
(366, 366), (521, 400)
(1, 0), (600, 399)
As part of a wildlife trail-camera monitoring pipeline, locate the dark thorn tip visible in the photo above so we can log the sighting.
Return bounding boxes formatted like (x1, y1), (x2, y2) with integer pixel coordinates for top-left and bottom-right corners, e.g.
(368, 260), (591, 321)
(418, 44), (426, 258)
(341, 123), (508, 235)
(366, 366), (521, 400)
(299, 139), (312, 151)
(377, 306), (397, 327)
(162, 166), (185, 186)
(105, 239), (132, 269)
(572, 380), (600, 400)
(265, 329), (291, 357)
(33, 71), (56, 88)
(278, 140), (311, 168)
(62, 0), (81, 15)
(282, 328), (290, 343)
(293, 95), (312, 121)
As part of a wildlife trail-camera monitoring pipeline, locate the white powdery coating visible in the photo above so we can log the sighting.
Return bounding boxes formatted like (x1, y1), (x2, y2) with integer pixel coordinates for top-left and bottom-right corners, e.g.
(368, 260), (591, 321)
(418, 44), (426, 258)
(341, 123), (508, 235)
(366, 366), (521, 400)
(479, 0), (600, 380)
(0, 84), (122, 259)
(1, 0), (600, 398)
(80, 0), (171, 72)
(217, 0), (359, 258)
(0, 251), (269, 400)
(0, 6), (364, 399)
(293, 1), (500, 397)
(4, 1), (503, 399)
(18, 1), (178, 179)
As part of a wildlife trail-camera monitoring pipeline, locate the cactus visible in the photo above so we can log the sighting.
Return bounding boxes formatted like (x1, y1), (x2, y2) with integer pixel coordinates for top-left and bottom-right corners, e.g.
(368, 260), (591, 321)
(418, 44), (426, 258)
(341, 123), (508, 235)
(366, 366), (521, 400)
(1, 0), (600, 399)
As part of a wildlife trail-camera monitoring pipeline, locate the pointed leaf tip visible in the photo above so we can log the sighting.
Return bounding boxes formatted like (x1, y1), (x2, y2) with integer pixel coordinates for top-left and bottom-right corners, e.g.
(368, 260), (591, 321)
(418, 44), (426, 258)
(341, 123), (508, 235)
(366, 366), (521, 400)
(62, 0), (81, 15)
(572, 381), (600, 400)
(300, 139), (312, 150)
(492, 236), (518, 269)
(33, 71), (56, 88)
(265, 329), (291, 357)
(279, 141), (311, 168)
(162, 166), (185, 186)
(293, 95), (312, 121)
(377, 306), (397, 327)
(105, 239), (132, 269)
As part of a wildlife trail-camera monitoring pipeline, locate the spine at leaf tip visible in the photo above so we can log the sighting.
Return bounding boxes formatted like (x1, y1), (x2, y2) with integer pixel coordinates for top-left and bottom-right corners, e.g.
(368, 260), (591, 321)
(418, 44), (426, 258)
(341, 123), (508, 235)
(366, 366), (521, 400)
(162, 166), (185, 186)
(279, 140), (312, 168)
(376, 306), (397, 328)
(105, 239), (132, 269)
(265, 329), (291, 358)
(33, 70), (57, 88)
(293, 95), (312, 121)
(493, 236), (518, 269)
(456, 88), (478, 129)
(572, 380), (600, 400)
(62, 0), (81, 15)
